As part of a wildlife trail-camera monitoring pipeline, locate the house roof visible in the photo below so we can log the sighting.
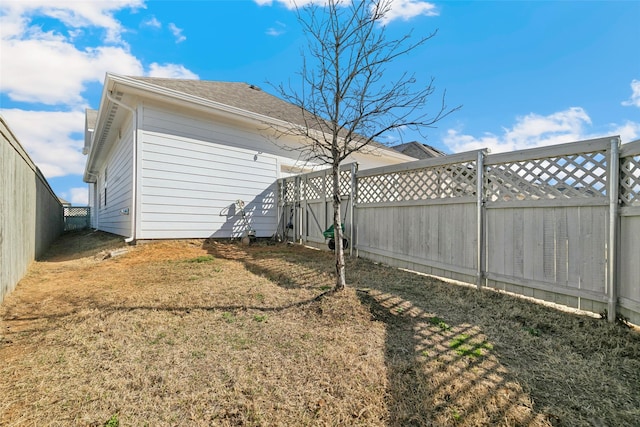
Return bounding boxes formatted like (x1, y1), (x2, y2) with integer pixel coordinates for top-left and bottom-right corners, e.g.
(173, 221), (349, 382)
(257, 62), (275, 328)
(391, 141), (446, 159)
(129, 77), (312, 129)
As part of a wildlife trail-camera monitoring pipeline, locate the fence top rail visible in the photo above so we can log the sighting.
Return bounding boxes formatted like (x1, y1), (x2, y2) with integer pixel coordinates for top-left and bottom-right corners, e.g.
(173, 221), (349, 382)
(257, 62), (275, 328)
(357, 149), (486, 178)
(1, 115), (63, 206)
(620, 139), (640, 157)
(484, 136), (618, 166)
(299, 162), (357, 180)
(277, 162), (357, 183)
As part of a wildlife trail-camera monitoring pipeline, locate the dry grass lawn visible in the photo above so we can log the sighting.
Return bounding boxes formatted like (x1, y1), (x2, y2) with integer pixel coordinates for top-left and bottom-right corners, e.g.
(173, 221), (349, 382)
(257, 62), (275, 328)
(1, 231), (638, 426)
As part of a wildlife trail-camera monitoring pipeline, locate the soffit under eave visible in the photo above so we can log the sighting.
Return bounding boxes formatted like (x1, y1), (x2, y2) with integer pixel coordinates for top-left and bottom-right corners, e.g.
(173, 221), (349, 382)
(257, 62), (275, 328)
(83, 90), (130, 182)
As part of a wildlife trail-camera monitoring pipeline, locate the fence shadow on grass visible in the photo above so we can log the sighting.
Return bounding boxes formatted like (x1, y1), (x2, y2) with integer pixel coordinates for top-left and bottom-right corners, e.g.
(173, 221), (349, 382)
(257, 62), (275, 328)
(205, 241), (549, 426)
(356, 288), (545, 426)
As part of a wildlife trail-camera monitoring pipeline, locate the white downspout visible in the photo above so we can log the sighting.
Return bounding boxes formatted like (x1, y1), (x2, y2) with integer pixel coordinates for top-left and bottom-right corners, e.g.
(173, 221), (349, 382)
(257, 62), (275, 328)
(105, 91), (138, 244)
(85, 173), (98, 229)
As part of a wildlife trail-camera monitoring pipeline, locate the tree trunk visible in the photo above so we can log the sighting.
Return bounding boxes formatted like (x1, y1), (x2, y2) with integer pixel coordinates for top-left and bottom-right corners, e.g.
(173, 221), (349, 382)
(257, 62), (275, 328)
(332, 163), (346, 291)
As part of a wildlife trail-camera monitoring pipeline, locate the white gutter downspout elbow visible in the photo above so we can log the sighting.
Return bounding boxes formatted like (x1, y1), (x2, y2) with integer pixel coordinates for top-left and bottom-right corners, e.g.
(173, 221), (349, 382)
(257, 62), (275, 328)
(105, 91), (138, 244)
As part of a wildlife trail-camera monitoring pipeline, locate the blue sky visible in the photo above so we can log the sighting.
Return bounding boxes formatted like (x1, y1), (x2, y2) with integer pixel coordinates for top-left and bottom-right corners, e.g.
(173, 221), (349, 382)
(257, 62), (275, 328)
(1, 0), (639, 205)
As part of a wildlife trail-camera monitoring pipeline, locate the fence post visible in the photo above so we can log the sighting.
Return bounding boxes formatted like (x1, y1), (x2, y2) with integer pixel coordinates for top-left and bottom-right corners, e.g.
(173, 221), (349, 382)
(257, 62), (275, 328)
(300, 174), (309, 245)
(277, 179), (283, 240)
(294, 176), (301, 243)
(607, 137), (621, 322)
(476, 150), (486, 289)
(349, 163), (358, 257)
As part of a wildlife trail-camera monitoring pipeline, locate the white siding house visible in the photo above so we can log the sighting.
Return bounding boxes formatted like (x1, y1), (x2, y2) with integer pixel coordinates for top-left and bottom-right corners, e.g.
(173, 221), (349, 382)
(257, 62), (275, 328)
(83, 73), (415, 242)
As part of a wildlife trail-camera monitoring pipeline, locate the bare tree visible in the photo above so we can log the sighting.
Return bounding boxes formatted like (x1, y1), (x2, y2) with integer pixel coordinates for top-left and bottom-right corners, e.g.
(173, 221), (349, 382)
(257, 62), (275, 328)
(275, 0), (460, 291)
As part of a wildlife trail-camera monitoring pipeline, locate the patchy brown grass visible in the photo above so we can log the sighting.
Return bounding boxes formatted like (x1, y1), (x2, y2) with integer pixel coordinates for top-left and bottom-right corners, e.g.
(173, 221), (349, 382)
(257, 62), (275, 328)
(1, 231), (638, 426)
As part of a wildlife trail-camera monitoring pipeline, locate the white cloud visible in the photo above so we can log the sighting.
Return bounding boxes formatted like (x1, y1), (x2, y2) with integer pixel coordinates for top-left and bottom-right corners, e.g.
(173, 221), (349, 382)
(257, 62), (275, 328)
(0, 0), (145, 44)
(253, 0), (302, 9)
(253, 0), (438, 23)
(610, 121), (640, 143)
(69, 187), (89, 205)
(622, 79), (640, 108)
(378, 0), (438, 24)
(168, 22), (186, 43)
(445, 107), (592, 154)
(266, 21), (287, 36)
(443, 107), (640, 154)
(1, 35), (143, 105)
(148, 63), (199, 80)
(1, 109), (86, 179)
(0, 2), (145, 105)
(142, 16), (162, 29)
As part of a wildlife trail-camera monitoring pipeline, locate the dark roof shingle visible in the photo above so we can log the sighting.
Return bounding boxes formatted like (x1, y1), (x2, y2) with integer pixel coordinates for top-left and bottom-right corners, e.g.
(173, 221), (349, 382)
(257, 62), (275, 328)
(129, 77), (310, 128)
(391, 141), (446, 159)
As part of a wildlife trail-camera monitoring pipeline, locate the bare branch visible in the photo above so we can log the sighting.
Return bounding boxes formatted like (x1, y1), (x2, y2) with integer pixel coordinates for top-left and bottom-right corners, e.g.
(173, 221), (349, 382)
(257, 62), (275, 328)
(268, 0), (461, 290)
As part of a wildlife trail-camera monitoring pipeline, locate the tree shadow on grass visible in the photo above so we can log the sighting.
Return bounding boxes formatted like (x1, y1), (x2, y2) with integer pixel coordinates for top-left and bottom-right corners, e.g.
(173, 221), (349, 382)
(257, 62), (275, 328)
(203, 240), (337, 292)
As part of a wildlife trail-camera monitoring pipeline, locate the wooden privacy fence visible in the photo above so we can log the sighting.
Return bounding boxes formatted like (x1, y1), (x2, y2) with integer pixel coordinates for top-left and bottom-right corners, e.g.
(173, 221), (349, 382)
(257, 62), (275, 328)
(278, 136), (640, 325)
(1, 116), (64, 303)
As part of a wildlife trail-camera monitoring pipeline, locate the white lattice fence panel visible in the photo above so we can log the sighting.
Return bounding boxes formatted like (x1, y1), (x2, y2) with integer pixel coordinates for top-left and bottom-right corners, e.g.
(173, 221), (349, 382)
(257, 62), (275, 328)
(312, 171), (353, 198)
(620, 153), (640, 206)
(303, 175), (324, 200)
(339, 169), (352, 196)
(485, 151), (608, 202)
(357, 162), (477, 204)
(282, 180), (297, 204)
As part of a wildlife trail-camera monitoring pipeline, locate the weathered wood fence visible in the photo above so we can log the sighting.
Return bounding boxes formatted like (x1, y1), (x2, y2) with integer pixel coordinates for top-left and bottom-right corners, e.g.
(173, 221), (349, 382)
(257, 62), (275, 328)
(1, 116), (64, 303)
(278, 136), (640, 325)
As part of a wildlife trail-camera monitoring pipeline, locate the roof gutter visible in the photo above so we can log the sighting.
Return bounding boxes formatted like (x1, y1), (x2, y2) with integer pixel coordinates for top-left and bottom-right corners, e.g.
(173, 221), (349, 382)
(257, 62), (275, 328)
(105, 90), (138, 244)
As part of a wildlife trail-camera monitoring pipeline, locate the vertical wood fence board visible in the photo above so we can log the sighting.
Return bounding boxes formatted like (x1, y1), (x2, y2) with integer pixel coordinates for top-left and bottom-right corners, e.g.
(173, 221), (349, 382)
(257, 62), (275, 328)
(488, 209), (505, 276)
(532, 209), (546, 284)
(579, 208), (595, 293)
(542, 209), (556, 282)
(513, 209), (525, 277)
(555, 208), (569, 286)
(591, 208), (607, 294)
(503, 209), (515, 277)
(437, 206), (449, 265)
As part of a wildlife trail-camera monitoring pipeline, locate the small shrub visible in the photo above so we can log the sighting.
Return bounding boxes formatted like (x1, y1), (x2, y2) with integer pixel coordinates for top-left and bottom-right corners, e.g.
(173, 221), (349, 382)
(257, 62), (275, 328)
(524, 327), (541, 336)
(428, 316), (451, 331)
(104, 414), (119, 427)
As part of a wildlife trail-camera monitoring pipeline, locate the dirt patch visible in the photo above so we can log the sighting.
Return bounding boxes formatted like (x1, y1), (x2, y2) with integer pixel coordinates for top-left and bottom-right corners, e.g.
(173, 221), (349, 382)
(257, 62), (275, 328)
(1, 232), (638, 426)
